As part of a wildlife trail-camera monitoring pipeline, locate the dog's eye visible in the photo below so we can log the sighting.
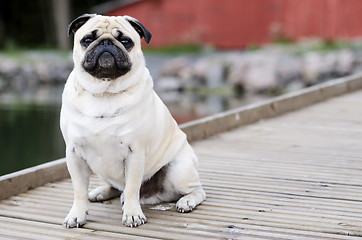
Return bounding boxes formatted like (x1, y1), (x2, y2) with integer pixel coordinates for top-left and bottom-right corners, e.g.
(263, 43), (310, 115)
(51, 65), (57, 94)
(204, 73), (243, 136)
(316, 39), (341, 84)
(119, 37), (134, 51)
(81, 36), (94, 47)
(83, 37), (93, 44)
(80, 31), (97, 48)
(121, 39), (130, 45)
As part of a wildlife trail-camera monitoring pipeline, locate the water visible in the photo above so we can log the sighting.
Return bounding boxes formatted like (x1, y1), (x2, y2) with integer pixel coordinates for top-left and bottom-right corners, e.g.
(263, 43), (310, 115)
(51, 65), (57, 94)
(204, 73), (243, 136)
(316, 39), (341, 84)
(0, 104), (65, 176)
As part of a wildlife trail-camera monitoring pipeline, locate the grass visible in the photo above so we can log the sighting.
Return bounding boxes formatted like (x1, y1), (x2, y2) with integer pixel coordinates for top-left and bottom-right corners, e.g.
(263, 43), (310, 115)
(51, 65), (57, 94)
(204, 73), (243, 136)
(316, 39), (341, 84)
(307, 39), (352, 52)
(143, 44), (203, 54)
(0, 46), (72, 63)
(0, 42), (203, 62)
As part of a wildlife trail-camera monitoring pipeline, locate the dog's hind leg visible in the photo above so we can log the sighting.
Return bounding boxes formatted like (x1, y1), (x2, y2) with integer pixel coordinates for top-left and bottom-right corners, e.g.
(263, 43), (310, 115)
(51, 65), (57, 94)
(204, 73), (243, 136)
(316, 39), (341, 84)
(176, 187), (206, 212)
(167, 149), (206, 213)
(139, 164), (170, 205)
(89, 185), (121, 202)
(89, 178), (121, 202)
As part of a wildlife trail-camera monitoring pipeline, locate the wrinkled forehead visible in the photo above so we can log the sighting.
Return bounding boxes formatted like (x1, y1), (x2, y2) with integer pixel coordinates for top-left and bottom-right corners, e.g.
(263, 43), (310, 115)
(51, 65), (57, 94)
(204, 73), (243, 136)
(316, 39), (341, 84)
(81, 16), (134, 37)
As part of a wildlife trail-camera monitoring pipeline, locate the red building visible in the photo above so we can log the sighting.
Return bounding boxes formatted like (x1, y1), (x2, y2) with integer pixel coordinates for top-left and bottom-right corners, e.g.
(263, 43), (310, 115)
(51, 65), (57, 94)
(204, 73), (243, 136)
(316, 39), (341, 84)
(97, 0), (362, 49)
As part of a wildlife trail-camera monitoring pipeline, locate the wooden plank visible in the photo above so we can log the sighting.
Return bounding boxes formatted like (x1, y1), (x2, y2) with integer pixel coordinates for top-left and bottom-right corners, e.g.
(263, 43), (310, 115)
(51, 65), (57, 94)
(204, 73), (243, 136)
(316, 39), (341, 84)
(0, 216), (157, 240)
(0, 158), (69, 200)
(0, 178), (360, 239)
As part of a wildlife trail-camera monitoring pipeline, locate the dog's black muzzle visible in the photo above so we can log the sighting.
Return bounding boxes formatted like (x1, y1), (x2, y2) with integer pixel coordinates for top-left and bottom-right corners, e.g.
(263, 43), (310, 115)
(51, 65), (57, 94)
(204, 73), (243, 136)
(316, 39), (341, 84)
(82, 39), (132, 79)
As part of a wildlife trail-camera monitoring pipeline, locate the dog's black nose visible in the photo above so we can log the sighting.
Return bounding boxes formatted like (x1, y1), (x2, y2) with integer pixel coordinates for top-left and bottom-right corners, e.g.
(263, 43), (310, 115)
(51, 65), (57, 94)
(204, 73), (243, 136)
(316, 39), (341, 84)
(100, 39), (113, 46)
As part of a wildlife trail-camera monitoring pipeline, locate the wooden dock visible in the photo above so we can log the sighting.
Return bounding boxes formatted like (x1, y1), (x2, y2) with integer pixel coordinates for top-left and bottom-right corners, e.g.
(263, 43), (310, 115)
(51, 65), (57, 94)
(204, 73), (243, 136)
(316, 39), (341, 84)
(1, 74), (362, 239)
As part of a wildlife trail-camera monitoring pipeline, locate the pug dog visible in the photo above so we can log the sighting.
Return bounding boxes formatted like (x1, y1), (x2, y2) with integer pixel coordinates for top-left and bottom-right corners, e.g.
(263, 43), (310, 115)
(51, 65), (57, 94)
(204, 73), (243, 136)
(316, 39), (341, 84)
(60, 14), (206, 228)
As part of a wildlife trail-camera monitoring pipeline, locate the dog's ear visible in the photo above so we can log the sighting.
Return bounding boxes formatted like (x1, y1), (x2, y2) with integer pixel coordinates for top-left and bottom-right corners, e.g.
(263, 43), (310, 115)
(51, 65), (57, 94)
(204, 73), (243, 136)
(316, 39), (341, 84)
(124, 16), (152, 44)
(68, 14), (97, 36)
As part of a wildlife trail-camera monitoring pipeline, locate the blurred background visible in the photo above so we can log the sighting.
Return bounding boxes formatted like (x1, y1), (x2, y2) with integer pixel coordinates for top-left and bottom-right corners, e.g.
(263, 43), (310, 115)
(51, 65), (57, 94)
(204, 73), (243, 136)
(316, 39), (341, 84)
(2, 0), (362, 175)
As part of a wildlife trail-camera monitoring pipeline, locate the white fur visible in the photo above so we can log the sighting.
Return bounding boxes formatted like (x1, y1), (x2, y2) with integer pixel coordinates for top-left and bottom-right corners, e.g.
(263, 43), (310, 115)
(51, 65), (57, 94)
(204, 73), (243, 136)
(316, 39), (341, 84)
(61, 15), (205, 228)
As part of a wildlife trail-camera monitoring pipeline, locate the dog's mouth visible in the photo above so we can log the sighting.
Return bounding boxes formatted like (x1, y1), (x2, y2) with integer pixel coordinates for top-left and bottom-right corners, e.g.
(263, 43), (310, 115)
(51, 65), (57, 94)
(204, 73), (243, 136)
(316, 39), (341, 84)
(82, 39), (132, 80)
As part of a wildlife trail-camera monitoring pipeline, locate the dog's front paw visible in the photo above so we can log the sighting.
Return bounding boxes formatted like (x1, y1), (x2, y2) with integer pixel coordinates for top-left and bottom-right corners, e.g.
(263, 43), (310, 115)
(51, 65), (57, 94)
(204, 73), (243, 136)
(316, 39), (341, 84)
(63, 206), (88, 228)
(122, 204), (147, 227)
(122, 213), (147, 227)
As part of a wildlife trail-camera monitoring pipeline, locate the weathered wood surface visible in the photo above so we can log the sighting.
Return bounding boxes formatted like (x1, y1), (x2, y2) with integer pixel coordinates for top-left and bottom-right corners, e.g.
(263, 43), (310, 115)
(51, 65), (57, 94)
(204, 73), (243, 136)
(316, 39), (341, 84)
(0, 159), (69, 201)
(1, 75), (362, 238)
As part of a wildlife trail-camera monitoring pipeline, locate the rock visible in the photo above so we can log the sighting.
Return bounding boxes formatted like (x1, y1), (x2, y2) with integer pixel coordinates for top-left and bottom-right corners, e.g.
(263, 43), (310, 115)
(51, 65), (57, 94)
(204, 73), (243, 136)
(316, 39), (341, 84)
(302, 52), (339, 84)
(276, 55), (303, 87)
(302, 52), (324, 84)
(0, 57), (18, 75)
(159, 57), (189, 77)
(34, 62), (51, 82)
(192, 57), (210, 83)
(205, 60), (224, 88)
(155, 76), (184, 92)
(321, 52), (338, 78)
(336, 50), (355, 76)
(242, 54), (279, 92)
(227, 55), (248, 86)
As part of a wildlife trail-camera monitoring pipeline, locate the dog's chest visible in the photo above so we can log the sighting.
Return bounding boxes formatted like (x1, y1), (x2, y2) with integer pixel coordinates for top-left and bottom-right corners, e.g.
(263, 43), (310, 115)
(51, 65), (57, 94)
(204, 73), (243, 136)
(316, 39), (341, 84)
(74, 130), (130, 183)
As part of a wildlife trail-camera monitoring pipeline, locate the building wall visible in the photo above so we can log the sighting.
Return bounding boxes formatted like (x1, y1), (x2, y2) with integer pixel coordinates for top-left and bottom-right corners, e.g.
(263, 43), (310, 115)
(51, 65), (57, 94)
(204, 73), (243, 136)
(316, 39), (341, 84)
(108, 0), (362, 49)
